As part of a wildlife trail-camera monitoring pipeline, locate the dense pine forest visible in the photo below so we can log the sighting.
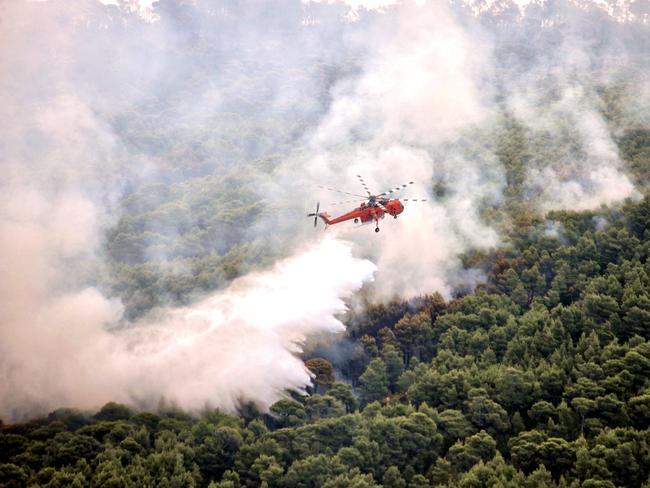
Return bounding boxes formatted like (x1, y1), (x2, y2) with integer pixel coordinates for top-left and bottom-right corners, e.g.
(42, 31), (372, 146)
(2, 0), (650, 487)
(2, 196), (650, 487)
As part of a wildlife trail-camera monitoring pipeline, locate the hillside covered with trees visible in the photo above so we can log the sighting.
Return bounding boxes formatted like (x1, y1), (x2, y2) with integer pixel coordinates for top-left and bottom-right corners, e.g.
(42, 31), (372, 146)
(2, 0), (650, 487)
(2, 195), (650, 486)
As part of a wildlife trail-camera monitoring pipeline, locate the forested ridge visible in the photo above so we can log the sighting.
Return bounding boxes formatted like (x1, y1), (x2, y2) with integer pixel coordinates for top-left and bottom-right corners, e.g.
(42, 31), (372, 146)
(2, 195), (650, 487)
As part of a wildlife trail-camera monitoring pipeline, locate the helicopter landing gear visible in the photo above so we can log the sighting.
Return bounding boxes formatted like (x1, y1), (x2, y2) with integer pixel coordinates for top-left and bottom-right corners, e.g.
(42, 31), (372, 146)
(354, 218), (359, 224)
(375, 226), (380, 233)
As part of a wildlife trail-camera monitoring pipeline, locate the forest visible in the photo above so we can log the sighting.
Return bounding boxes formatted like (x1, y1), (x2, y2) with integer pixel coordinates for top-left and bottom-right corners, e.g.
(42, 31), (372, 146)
(2, 195), (650, 487)
(2, 0), (650, 487)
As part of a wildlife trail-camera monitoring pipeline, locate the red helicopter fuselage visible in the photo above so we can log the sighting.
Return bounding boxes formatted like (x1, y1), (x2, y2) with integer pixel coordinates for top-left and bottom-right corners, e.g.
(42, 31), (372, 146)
(318, 199), (404, 226)
(309, 175), (426, 233)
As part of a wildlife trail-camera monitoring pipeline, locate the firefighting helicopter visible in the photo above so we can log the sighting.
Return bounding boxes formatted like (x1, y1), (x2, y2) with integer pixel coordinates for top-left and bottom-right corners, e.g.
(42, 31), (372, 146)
(308, 174), (427, 233)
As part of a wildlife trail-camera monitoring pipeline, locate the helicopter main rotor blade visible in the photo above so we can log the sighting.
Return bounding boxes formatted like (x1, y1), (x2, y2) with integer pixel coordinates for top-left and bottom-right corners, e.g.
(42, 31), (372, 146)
(330, 200), (366, 206)
(401, 198), (428, 202)
(318, 185), (368, 199)
(377, 181), (414, 197)
(376, 201), (389, 213)
(356, 174), (372, 197)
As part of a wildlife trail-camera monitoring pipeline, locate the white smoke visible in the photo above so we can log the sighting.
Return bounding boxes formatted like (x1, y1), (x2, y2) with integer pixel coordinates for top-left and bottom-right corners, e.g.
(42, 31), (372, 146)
(0, 237), (374, 420)
(0, 0), (645, 420)
(299, 0), (640, 300)
(299, 1), (503, 299)
(509, 73), (640, 211)
(0, 1), (378, 420)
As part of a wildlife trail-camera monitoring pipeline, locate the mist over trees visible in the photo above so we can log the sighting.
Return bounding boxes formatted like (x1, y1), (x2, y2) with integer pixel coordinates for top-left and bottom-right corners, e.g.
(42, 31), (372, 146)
(2, 0), (650, 486)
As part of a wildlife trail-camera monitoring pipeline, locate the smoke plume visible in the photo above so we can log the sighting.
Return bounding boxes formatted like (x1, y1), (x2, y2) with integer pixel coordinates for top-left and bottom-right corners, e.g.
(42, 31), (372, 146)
(0, 0), (647, 419)
(0, 235), (374, 420)
(296, 1), (501, 298)
(296, 0), (643, 297)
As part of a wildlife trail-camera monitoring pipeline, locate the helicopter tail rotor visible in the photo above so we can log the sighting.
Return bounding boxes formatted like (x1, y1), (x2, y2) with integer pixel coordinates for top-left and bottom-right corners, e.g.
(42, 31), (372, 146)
(307, 202), (320, 227)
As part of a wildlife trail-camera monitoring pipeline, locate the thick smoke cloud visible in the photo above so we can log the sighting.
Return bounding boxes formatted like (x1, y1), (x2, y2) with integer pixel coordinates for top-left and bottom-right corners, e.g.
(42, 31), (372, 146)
(0, 0), (373, 420)
(1, 235), (374, 420)
(298, 0), (643, 297)
(0, 0), (646, 419)
(298, 1), (503, 298)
